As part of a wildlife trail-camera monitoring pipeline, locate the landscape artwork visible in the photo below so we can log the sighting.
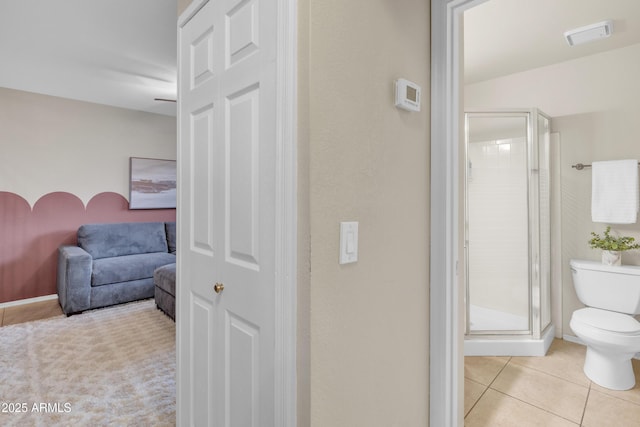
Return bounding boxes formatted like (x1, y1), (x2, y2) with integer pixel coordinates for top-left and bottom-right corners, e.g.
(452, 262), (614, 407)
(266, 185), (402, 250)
(129, 157), (177, 209)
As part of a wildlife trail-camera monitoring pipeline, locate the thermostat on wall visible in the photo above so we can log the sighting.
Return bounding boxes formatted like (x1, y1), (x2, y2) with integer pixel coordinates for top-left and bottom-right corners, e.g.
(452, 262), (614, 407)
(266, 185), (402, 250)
(395, 78), (421, 112)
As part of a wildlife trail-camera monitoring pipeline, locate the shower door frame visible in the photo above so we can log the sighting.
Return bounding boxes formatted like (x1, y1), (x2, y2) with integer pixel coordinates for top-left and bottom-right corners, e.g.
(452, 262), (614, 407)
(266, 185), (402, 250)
(464, 108), (551, 340)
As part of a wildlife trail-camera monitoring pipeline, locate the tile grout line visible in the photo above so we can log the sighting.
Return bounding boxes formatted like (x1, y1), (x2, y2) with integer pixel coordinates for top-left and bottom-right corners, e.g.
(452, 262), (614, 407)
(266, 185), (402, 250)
(590, 384), (640, 407)
(580, 382), (591, 426)
(466, 343), (640, 425)
(491, 358), (586, 426)
(509, 357), (590, 388)
(489, 388), (582, 426)
(510, 354), (640, 409)
(510, 357), (640, 425)
(465, 357), (512, 419)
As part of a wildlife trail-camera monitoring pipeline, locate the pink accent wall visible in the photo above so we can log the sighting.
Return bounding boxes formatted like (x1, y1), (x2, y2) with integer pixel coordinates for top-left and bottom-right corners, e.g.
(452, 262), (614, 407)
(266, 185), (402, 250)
(0, 191), (176, 304)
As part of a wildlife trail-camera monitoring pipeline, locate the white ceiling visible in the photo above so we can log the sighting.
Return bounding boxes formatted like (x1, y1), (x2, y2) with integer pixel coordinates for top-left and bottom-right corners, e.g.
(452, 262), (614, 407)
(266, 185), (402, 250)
(464, 0), (640, 84)
(3, 1), (638, 117)
(0, 0), (177, 116)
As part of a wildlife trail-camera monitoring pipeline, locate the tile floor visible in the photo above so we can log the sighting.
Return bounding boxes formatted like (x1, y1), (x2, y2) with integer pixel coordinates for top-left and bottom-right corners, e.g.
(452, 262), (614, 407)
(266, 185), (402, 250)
(0, 298), (63, 326)
(465, 339), (640, 426)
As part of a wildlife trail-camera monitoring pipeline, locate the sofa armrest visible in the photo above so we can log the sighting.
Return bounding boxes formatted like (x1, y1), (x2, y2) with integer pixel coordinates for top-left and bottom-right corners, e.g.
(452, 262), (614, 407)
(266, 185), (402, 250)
(57, 245), (92, 315)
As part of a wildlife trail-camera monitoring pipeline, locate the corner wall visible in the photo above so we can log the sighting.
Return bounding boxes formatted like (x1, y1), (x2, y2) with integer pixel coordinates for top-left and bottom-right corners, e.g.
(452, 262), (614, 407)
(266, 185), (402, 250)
(303, 0), (431, 425)
(0, 88), (176, 303)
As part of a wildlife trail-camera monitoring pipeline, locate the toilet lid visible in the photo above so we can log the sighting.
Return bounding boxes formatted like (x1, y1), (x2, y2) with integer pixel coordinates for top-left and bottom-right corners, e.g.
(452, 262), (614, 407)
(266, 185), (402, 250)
(573, 308), (640, 335)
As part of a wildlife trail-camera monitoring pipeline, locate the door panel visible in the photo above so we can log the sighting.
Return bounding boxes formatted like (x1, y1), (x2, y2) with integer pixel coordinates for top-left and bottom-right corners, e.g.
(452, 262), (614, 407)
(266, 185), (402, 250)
(180, 3), (218, 426)
(227, 83), (260, 269)
(191, 104), (215, 256)
(227, 0), (260, 66)
(226, 312), (260, 426)
(192, 296), (214, 425)
(179, 0), (277, 425)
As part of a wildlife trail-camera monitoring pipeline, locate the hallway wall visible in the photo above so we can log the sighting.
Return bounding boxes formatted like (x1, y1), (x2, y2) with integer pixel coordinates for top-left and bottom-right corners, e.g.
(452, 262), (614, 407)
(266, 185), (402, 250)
(302, 0), (431, 425)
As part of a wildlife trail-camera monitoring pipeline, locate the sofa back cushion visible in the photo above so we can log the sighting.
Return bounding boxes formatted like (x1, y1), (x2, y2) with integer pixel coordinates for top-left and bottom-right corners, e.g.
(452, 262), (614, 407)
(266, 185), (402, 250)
(165, 222), (177, 254)
(78, 222), (168, 259)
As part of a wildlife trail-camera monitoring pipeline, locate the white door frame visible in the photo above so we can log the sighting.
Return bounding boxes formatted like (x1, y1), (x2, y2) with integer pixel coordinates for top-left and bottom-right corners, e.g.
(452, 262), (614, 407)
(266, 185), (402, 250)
(176, 0), (297, 425)
(430, 1), (486, 426)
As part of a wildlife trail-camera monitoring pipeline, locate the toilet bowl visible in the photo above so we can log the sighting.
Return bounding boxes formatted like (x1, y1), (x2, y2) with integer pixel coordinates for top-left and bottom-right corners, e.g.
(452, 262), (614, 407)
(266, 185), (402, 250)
(570, 307), (640, 390)
(570, 259), (640, 390)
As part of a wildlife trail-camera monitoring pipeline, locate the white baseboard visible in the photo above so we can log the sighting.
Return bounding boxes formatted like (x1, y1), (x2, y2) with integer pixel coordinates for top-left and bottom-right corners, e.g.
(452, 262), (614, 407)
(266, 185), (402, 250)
(562, 334), (583, 346)
(0, 294), (58, 309)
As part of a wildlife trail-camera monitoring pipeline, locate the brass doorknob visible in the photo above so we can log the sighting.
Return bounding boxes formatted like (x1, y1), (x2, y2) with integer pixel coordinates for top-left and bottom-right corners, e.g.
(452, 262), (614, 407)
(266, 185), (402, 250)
(214, 283), (225, 294)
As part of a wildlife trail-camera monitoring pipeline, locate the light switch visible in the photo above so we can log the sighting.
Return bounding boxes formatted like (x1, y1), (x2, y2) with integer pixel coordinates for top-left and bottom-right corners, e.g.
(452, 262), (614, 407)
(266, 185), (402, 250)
(339, 221), (358, 264)
(346, 232), (355, 254)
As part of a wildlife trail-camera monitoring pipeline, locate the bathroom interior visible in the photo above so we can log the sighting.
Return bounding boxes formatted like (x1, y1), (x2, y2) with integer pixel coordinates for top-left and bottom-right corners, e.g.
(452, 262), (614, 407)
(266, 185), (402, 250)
(462, 0), (640, 424)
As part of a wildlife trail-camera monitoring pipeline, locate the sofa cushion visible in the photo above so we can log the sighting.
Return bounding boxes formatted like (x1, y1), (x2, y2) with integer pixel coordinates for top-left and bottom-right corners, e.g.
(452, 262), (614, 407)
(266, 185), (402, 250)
(78, 222), (169, 259)
(91, 253), (176, 287)
(154, 263), (176, 296)
(165, 222), (177, 254)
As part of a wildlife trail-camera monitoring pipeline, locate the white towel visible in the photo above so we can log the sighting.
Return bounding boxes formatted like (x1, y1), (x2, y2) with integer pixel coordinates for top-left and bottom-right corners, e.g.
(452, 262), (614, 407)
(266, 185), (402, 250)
(591, 159), (639, 224)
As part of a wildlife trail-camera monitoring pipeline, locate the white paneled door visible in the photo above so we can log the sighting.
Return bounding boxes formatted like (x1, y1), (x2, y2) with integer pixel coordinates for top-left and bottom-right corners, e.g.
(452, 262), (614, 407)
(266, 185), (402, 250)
(177, 0), (292, 425)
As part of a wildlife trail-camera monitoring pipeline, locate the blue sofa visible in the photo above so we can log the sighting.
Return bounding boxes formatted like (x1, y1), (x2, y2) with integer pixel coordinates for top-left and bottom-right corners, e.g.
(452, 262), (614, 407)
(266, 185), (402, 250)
(57, 221), (176, 315)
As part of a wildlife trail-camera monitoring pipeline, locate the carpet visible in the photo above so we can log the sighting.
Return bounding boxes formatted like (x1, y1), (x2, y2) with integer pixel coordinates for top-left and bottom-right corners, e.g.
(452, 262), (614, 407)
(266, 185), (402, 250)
(0, 299), (175, 427)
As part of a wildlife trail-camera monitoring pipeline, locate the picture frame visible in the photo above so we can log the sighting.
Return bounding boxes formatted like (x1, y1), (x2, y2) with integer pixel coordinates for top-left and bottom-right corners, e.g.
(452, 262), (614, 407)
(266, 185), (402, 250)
(129, 157), (177, 209)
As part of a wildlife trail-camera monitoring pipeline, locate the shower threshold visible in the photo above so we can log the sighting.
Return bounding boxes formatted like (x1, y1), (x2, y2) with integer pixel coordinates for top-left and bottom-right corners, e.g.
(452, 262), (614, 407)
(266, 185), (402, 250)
(464, 324), (555, 357)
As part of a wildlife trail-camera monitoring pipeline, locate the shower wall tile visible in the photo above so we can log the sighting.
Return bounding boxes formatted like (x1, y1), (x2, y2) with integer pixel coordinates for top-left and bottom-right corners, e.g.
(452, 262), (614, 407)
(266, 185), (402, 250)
(467, 138), (530, 318)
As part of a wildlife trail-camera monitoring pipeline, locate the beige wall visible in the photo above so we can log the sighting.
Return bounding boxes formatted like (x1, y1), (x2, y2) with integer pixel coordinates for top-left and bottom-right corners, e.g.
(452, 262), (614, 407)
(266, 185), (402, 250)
(0, 87), (177, 207)
(297, 0), (311, 424)
(177, 0), (191, 15)
(303, 0), (430, 425)
(465, 43), (640, 338)
(555, 108), (640, 334)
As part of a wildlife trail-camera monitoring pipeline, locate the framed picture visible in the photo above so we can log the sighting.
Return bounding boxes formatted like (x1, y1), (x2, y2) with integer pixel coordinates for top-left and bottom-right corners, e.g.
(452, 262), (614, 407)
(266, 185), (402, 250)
(129, 157), (177, 209)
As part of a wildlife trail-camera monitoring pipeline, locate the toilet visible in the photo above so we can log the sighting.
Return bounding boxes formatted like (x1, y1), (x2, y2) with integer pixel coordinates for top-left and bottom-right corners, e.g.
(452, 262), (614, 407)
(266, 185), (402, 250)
(570, 259), (640, 390)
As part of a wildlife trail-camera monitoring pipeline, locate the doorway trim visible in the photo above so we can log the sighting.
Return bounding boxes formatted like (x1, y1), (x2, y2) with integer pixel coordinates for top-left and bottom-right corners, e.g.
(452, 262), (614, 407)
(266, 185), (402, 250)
(274, 0), (298, 425)
(430, 0), (486, 425)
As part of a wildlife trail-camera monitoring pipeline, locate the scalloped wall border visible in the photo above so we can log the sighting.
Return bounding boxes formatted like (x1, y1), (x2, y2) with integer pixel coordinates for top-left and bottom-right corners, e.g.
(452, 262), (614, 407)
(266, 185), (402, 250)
(0, 191), (176, 303)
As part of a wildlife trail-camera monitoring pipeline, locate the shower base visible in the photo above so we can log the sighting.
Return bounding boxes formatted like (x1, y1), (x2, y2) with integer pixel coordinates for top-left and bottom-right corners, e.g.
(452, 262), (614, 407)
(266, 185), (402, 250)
(464, 324), (555, 356)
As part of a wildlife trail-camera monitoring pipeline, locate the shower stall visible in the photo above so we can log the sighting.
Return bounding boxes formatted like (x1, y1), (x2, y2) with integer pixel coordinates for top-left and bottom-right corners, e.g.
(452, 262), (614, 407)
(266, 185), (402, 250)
(464, 108), (554, 356)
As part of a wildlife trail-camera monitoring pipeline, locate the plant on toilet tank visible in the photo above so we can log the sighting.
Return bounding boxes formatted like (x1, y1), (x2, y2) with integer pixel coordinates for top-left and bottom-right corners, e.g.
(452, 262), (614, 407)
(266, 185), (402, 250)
(589, 226), (640, 266)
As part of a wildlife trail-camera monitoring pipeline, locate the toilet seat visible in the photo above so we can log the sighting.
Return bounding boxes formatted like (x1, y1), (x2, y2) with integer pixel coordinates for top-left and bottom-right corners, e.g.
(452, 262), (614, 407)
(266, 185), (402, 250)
(572, 307), (640, 335)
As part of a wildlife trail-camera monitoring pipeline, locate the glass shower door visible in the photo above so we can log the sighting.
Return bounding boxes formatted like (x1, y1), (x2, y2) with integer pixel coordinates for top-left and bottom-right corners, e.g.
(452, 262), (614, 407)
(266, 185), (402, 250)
(466, 114), (530, 334)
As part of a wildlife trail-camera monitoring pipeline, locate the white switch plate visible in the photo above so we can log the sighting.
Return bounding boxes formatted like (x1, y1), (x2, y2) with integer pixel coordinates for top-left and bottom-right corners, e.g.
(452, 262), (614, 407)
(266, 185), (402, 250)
(339, 221), (358, 264)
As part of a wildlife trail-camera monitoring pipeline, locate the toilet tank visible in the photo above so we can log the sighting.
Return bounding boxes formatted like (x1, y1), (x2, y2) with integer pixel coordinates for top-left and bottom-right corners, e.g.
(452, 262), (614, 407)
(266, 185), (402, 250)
(570, 259), (640, 314)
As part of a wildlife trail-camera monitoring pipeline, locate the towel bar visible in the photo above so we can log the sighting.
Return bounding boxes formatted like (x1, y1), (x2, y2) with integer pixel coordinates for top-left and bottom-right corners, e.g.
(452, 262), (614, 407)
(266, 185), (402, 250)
(572, 162), (640, 170)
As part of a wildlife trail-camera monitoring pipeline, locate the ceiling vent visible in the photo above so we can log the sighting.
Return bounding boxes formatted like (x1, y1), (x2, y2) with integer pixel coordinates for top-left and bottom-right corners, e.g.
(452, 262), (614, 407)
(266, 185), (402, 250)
(564, 20), (613, 46)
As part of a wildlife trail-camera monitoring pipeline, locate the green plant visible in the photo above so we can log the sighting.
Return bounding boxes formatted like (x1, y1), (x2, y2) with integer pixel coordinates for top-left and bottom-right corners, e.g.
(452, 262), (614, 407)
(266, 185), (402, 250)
(588, 226), (640, 251)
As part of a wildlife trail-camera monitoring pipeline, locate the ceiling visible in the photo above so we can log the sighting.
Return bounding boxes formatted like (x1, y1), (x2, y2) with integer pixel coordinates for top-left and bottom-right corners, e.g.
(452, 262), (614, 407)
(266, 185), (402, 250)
(0, 0), (177, 116)
(3, 1), (639, 117)
(464, 0), (640, 84)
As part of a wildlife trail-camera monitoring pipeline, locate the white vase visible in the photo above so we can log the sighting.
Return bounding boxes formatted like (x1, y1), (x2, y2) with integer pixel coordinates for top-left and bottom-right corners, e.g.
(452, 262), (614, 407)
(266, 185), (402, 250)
(602, 250), (622, 266)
